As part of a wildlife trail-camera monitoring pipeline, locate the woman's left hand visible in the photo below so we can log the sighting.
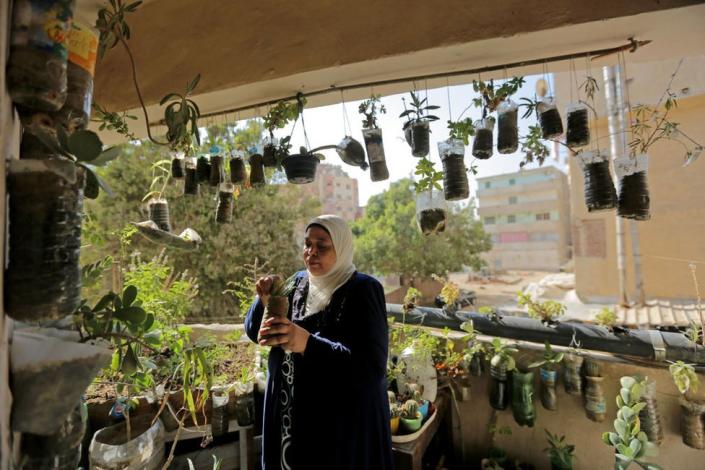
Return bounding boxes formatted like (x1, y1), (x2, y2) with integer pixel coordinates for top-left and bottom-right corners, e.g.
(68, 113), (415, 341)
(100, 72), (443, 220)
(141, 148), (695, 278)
(258, 317), (310, 354)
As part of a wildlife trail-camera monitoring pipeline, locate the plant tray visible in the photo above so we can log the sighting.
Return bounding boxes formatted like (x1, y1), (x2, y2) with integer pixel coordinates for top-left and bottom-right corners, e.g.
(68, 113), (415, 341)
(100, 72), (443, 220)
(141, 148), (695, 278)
(391, 407), (437, 444)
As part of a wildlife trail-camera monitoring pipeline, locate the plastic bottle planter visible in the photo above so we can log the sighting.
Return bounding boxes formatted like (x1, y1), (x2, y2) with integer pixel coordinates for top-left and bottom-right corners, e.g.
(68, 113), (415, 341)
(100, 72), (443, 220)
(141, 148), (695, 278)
(469, 353), (484, 377)
(362, 128), (389, 182)
(489, 363), (509, 411)
(183, 158), (199, 196)
(511, 370), (536, 427)
(679, 397), (705, 449)
(249, 153), (266, 186)
(7, 0), (75, 111)
(583, 358), (600, 378)
(497, 100), (519, 154)
(258, 294), (290, 342)
(54, 22), (97, 132)
(404, 121), (430, 158)
(89, 415), (165, 470)
(21, 401), (86, 470)
(210, 392), (230, 438)
(456, 372), (472, 402)
(282, 153), (320, 184)
(439, 139), (469, 201)
(583, 375), (606, 422)
(539, 368), (558, 411)
(229, 156), (248, 184)
(216, 183), (234, 224)
(562, 353), (583, 395)
(148, 199), (171, 232)
(6, 159), (83, 322)
(615, 154), (650, 221)
(638, 380), (663, 445)
(538, 97), (564, 140)
(472, 117), (495, 160)
(579, 150), (617, 212)
(171, 156), (184, 179)
(262, 137), (278, 167)
(416, 190), (447, 236)
(196, 155), (211, 183)
(209, 155), (225, 187)
(234, 390), (255, 427)
(565, 103), (590, 148)
(336, 136), (368, 170)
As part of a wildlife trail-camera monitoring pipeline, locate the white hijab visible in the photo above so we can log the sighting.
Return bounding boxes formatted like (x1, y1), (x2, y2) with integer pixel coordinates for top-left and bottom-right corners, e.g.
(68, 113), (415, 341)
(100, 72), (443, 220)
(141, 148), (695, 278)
(304, 215), (356, 316)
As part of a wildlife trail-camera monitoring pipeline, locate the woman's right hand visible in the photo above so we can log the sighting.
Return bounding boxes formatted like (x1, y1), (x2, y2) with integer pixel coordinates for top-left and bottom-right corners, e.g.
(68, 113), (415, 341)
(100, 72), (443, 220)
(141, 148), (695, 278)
(255, 275), (281, 306)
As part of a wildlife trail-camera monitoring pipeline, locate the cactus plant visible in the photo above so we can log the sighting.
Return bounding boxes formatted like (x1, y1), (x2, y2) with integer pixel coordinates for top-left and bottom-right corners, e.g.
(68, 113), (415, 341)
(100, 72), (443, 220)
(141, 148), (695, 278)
(402, 399), (419, 420)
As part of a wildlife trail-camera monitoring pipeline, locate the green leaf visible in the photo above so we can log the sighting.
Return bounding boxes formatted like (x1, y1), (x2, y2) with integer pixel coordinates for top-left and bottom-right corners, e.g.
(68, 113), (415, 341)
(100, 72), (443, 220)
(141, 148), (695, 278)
(143, 313), (155, 331)
(68, 130), (104, 162)
(621, 406), (634, 420)
(91, 146), (121, 166)
(115, 306), (147, 324)
(160, 93), (181, 105)
(186, 74), (201, 94)
(122, 285), (138, 307)
(629, 438), (642, 457)
(79, 163), (114, 198)
(615, 419), (628, 440)
(83, 167), (100, 199)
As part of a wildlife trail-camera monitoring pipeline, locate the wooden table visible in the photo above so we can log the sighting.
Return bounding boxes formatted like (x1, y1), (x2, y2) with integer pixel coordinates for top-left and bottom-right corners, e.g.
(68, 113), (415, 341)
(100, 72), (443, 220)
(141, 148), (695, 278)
(392, 390), (450, 470)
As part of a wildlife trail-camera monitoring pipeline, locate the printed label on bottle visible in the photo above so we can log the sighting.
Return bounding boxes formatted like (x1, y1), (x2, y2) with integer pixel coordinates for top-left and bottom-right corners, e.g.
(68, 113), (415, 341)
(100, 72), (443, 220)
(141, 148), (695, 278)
(68, 22), (98, 75)
(11, 0), (74, 60)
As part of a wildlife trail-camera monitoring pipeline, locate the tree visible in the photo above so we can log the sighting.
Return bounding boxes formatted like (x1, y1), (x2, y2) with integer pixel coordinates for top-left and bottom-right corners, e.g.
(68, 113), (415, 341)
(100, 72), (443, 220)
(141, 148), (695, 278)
(352, 179), (491, 280)
(83, 120), (320, 321)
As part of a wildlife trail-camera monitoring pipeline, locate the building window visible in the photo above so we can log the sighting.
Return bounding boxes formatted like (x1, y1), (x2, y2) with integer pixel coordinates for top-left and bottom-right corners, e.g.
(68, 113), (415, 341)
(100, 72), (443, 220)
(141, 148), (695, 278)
(536, 212), (550, 221)
(484, 181), (491, 189)
(508, 196), (517, 205)
(509, 178), (516, 186)
(484, 216), (495, 225)
(507, 215), (516, 224)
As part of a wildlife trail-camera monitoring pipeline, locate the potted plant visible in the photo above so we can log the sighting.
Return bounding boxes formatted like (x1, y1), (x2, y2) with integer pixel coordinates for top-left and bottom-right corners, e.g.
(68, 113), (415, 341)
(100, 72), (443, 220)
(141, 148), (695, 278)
(511, 366), (536, 427)
(458, 321), (484, 377)
(215, 182), (235, 224)
(233, 367), (256, 427)
(257, 275), (298, 342)
(359, 94), (389, 181)
(389, 403), (402, 435)
(335, 135), (368, 171)
(472, 77), (525, 155)
(402, 287), (422, 314)
(602, 376), (662, 470)
(486, 338), (518, 410)
(210, 387), (230, 437)
(262, 99), (301, 167)
(89, 414), (165, 469)
(517, 292), (565, 327)
(563, 337), (584, 396)
(434, 275), (460, 315)
(579, 150), (618, 212)
(209, 148), (225, 187)
(583, 358), (606, 422)
(669, 360), (705, 449)
(521, 96), (564, 140)
(281, 145), (324, 184)
(638, 377), (663, 446)
(229, 150), (248, 184)
(595, 307), (618, 332)
(565, 103), (590, 148)
(438, 121), (470, 201)
(497, 100), (519, 154)
(529, 342), (564, 411)
(248, 149), (266, 187)
(414, 158), (447, 235)
(399, 399), (423, 433)
(142, 159), (173, 232)
(544, 430), (575, 470)
(21, 400), (87, 469)
(472, 117), (495, 160)
(400, 91), (440, 158)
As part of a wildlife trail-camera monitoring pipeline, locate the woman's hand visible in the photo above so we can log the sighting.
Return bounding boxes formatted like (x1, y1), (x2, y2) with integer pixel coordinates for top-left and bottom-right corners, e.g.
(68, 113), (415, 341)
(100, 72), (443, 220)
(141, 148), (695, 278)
(258, 317), (310, 354)
(255, 275), (281, 306)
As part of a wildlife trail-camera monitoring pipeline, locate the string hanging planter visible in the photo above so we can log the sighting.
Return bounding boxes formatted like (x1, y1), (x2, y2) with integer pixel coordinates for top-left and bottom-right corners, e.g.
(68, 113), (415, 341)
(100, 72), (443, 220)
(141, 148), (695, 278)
(170, 152), (184, 178)
(638, 378), (663, 445)
(472, 117), (495, 159)
(565, 102), (590, 148)
(183, 157), (198, 195)
(209, 150), (225, 187)
(537, 96), (564, 139)
(229, 151), (248, 184)
(583, 358), (606, 422)
(416, 189), (447, 235)
(262, 100), (300, 167)
(148, 198), (172, 232)
(359, 95), (389, 182)
(215, 183), (234, 224)
(262, 135), (278, 167)
(280, 95), (324, 184)
(196, 155), (210, 183)
(511, 370), (536, 427)
(562, 352), (583, 395)
(335, 136), (367, 170)
(615, 154), (650, 221)
(438, 139), (469, 201)
(579, 150), (618, 212)
(497, 99), (519, 154)
(400, 91), (440, 158)
(248, 149), (266, 187)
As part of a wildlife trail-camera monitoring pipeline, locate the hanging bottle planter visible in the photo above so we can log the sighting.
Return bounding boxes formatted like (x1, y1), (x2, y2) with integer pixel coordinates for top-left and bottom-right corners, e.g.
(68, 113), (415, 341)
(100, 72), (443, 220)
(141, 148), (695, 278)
(538, 97), (564, 139)
(539, 367), (558, 411)
(615, 154), (651, 221)
(215, 183), (234, 224)
(416, 189), (447, 236)
(209, 154), (224, 187)
(489, 363), (509, 411)
(562, 353), (583, 395)
(438, 139), (469, 201)
(249, 152), (266, 186)
(53, 22), (97, 132)
(262, 136), (278, 167)
(196, 155), (211, 183)
(336, 136), (368, 170)
(469, 354), (483, 377)
(282, 152), (320, 184)
(404, 121), (431, 158)
(230, 153), (248, 184)
(362, 128), (389, 182)
(565, 103), (590, 148)
(497, 100), (519, 154)
(21, 400), (86, 470)
(472, 117), (495, 160)
(7, 0), (74, 112)
(679, 397), (705, 449)
(89, 415), (165, 470)
(6, 158), (83, 322)
(639, 379), (663, 445)
(511, 370), (536, 427)
(579, 150), (617, 212)
(210, 390), (230, 438)
(583, 359), (605, 422)
(170, 153), (184, 179)
(148, 198), (171, 232)
(183, 157), (198, 196)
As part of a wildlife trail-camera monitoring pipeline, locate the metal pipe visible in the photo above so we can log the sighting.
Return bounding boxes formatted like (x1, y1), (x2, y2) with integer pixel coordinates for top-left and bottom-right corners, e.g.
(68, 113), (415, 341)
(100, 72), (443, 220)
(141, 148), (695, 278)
(387, 304), (705, 364)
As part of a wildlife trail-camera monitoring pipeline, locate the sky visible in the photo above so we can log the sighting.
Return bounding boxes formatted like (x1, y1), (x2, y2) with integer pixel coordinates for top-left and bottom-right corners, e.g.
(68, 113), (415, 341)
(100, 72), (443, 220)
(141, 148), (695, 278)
(250, 74), (566, 206)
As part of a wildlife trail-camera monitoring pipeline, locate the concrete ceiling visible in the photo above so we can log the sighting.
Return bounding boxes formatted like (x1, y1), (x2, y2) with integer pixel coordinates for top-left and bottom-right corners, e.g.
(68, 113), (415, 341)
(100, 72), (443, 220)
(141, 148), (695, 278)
(75, 0), (705, 141)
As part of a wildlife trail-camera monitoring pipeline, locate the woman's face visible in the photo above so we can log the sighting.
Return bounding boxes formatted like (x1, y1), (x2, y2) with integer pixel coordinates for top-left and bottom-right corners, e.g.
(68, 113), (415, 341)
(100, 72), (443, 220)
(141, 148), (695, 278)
(303, 225), (337, 276)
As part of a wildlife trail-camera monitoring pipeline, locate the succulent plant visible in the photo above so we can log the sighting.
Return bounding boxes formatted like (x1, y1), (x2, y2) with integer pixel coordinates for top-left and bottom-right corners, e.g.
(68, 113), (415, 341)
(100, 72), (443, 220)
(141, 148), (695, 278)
(402, 399), (419, 419)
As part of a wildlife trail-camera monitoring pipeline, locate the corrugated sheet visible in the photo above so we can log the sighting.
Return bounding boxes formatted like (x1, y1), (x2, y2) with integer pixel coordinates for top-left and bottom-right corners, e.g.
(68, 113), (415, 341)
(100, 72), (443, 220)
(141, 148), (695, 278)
(616, 300), (704, 328)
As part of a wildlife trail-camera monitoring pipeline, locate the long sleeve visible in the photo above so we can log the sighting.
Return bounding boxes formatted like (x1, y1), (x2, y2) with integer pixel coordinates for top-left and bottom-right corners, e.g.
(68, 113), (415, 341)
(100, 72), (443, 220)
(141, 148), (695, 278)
(244, 297), (265, 343)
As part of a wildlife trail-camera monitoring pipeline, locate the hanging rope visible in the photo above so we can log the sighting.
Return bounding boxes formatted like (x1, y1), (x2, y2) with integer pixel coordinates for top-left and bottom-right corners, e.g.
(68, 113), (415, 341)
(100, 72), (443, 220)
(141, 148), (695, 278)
(340, 89), (352, 136)
(445, 76), (453, 121)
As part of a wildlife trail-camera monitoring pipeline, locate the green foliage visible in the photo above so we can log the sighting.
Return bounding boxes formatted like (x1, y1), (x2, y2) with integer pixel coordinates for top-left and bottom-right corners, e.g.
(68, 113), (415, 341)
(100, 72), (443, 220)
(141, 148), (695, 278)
(581, 76), (600, 102)
(595, 307), (618, 329)
(413, 158), (443, 193)
(263, 99), (302, 136)
(669, 360), (699, 395)
(486, 338), (518, 371)
(93, 104), (138, 141)
(517, 292), (565, 325)
(95, 0), (142, 58)
(359, 94), (386, 129)
(477, 306), (500, 322)
(528, 342), (564, 371)
(400, 91), (440, 130)
(401, 399), (419, 419)
(403, 287), (422, 308)
(472, 77), (525, 113)
(160, 75), (202, 153)
(447, 118), (475, 145)
(388, 324), (440, 360)
(389, 402), (402, 418)
(352, 179), (491, 280)
(685, 322), (703, 345)
(602, 376), (661, 470)
(519, 125), (550, 168)
(544, 429), (575, 470)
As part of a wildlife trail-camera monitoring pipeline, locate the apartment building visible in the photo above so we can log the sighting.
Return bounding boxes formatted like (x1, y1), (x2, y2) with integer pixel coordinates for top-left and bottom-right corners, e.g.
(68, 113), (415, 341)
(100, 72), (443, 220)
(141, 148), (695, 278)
(301, 163), (362, 222)
(476, 166), (572, 271)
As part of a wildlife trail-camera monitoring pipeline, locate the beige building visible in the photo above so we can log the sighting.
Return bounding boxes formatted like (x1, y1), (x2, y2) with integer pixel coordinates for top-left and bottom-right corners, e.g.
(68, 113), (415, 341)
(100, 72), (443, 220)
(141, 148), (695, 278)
(555, 56), (705, 303)
(301, 163), (362, 222)
(477, 166), (572, 272)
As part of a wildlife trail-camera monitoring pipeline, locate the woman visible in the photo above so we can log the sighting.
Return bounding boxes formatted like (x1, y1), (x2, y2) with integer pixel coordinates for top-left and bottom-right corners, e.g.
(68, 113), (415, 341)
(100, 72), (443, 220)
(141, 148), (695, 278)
(245, 215), (393, 470)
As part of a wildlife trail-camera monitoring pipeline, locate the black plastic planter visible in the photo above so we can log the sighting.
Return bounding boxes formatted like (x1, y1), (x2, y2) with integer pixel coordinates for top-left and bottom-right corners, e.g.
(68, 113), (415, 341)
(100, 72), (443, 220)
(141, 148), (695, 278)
(209, 155), (225, 187)
(438, 139), (469, 201)
(230, 156), (247, 184)
(511, 370), (536, 426)
(639, 380), (663, 445)
(497, 101), (519, 154)
(616, 154), (651, 221)
(472, 117), (494, 160)
(196, 156), (211, 183)
(539, 367), (558, 411)
(235, 391), (255, 426)
(405, 121), (430, 158)
(336, 136), (368, 170)
(538, 98), (564, 140)
(362, 128), (389, 182)
(469, 354), (483, 377)
(249, 154), (266, 186)
(6, 158), (83, 322)
(171, 157), (184, 179)
(148, 199), (171, 232)
(262, 142), (277, 167)
(282, 153), (319, 184)
(562, 353), (583, 395)
(580, 151), (617, 212)
(184, 161), (198, 196)
(216, 183), (234, 224)
(489, 364), (509, 410)
(566, 104), (590, 148)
